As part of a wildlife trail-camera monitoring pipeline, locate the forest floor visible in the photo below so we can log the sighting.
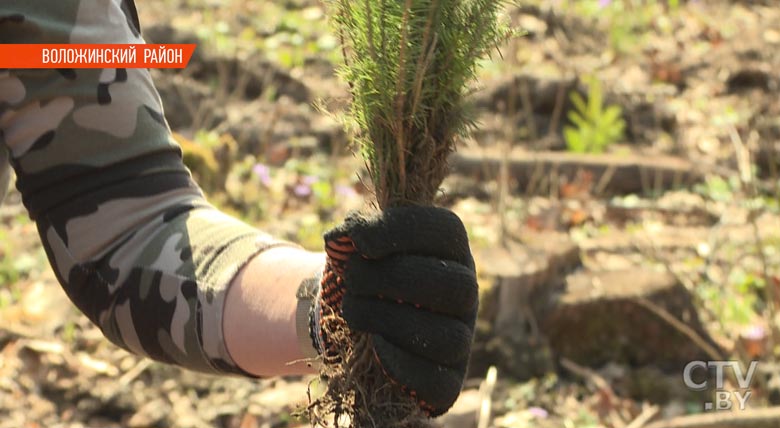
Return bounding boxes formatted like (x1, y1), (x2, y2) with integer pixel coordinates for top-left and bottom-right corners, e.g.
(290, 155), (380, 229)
(2, 0), (780, 427)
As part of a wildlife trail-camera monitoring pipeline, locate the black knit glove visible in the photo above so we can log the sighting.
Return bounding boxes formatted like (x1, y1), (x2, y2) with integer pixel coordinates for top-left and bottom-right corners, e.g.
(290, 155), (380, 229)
(316, 206), (479, 417)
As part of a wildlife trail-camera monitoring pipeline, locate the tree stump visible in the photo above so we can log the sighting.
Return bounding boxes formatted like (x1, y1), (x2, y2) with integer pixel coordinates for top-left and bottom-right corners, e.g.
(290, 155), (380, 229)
(472, 233), (580, 379)
(543, 270), (723, 371)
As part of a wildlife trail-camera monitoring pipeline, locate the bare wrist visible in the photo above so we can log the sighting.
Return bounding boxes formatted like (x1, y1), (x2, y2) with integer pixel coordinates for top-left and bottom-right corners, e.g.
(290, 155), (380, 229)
(223, 245), (325, 376)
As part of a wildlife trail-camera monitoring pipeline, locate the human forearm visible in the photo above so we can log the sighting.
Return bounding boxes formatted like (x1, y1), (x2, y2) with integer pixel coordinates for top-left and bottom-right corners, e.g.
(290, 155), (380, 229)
(224, 246), (325, 376)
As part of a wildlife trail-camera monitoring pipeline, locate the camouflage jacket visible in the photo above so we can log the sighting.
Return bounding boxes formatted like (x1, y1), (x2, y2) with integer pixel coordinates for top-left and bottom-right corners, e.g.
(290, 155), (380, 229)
(0, 0), (288, 376)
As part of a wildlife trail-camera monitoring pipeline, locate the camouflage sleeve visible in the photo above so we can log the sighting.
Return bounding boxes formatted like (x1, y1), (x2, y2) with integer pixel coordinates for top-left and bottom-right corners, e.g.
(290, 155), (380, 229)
(0, 0), (291, 375)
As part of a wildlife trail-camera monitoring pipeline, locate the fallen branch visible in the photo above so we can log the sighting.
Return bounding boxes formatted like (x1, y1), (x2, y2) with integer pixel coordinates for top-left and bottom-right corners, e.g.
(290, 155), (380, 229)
(450, 149), (702, 195)
(634, 297), (725, 362)
(643, 407), (780, 428)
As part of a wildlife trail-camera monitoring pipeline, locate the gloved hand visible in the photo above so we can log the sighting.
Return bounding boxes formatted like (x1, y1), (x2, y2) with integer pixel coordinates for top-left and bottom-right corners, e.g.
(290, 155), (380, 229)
(315, 206), (479, 417)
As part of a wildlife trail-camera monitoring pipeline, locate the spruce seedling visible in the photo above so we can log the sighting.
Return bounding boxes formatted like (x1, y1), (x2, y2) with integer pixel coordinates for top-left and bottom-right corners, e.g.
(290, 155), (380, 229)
(310, 1), (510, 426)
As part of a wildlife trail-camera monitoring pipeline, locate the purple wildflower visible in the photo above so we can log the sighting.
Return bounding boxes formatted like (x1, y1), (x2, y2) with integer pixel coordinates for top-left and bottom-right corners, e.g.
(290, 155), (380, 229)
(599, 0), (612, 8)
(742, 324), (767, 340)
(294, 183), (312, 197)
(302, 175), (318, 186)
(528, 407), (549, 419)
(252, 163), (272, 186)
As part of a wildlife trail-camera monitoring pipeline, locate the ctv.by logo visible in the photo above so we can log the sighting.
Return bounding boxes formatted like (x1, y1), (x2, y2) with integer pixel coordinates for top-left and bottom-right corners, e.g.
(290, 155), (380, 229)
(683, 361), (758, 411)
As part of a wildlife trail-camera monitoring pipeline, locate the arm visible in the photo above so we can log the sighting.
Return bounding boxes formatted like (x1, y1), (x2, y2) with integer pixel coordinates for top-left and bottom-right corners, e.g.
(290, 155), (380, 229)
(1, 0), (319, 376)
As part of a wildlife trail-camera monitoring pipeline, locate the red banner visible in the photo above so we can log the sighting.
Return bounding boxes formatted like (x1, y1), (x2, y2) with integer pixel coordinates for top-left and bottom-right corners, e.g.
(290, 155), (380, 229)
(0, 44), (197, 69)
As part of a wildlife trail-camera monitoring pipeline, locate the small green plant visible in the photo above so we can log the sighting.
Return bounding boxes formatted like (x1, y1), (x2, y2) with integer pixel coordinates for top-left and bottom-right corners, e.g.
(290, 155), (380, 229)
(563, 76), (626, 154)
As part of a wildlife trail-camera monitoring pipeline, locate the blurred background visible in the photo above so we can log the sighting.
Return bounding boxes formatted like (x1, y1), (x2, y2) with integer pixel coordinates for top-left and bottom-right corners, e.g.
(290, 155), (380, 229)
(2, 0), (780, 427)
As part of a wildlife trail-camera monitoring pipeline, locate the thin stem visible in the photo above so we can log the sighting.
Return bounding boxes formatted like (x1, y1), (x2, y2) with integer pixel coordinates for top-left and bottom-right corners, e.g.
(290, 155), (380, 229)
(392, 0), (414, 206)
